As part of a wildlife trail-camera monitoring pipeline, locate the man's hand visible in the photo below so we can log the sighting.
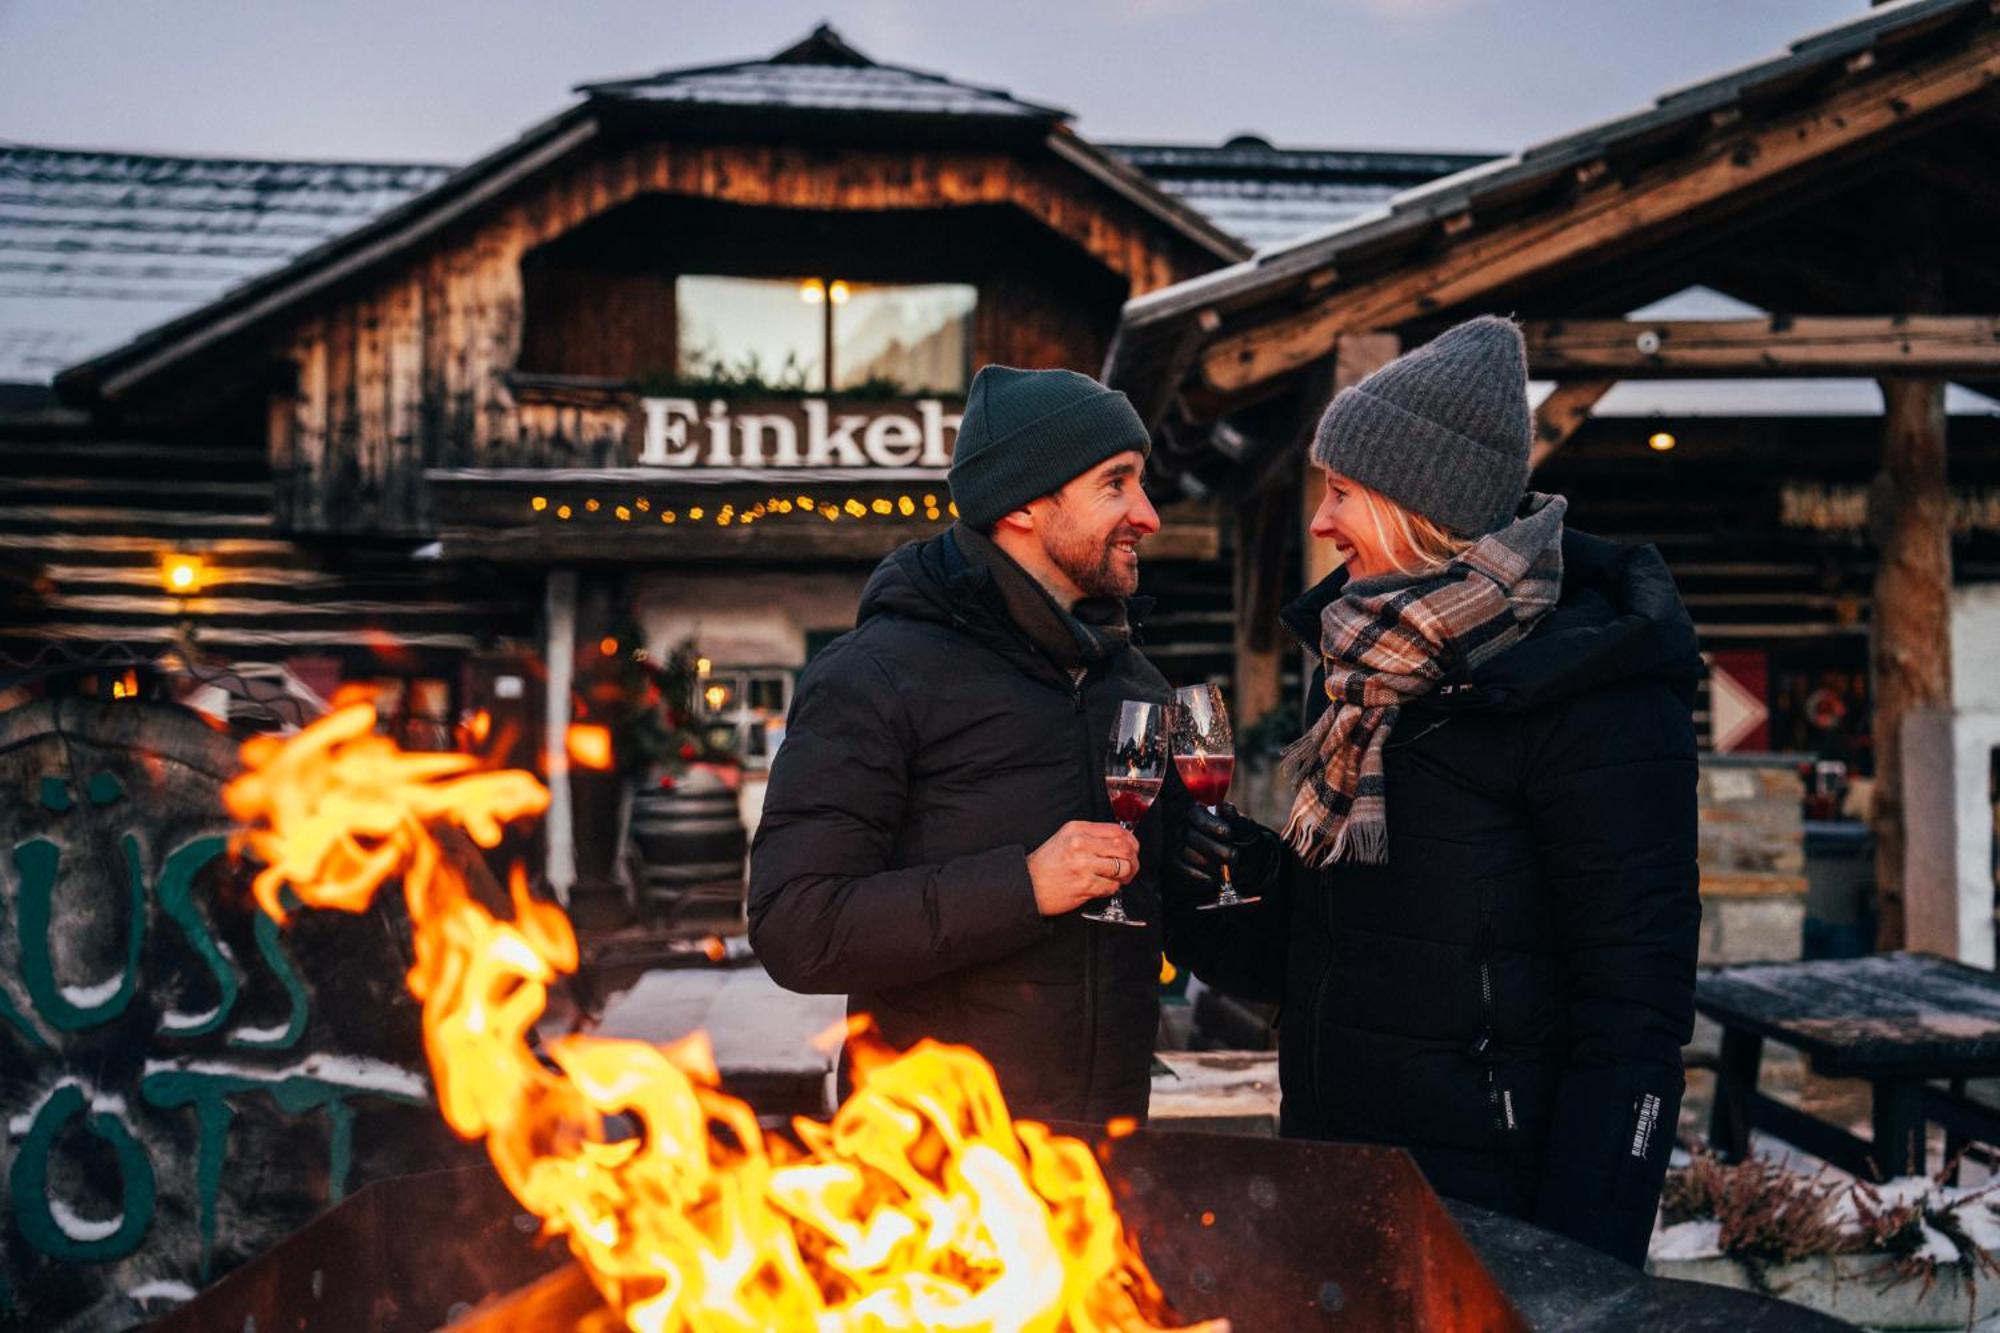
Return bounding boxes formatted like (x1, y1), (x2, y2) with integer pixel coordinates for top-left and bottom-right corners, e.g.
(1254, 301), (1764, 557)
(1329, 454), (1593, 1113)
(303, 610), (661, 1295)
(1028, 820), (1140, 916)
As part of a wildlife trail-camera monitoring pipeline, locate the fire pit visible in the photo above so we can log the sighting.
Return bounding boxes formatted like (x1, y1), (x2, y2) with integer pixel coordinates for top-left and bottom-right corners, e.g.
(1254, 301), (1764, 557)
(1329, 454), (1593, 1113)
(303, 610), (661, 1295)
(180, 701), (1842, 1333)
(149, 1132), (1529, 1333)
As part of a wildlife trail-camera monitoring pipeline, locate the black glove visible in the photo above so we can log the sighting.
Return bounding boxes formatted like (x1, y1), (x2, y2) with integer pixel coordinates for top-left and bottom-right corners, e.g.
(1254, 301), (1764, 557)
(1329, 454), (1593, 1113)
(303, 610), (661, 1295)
(1172, 802), (1281, 891)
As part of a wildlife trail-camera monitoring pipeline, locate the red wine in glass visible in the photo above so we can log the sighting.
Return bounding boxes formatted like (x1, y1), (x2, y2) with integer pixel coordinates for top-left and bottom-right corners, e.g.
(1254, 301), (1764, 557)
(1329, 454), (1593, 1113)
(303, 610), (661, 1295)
(1174, 754), (1234, 809)
(1085, 699), (1163, 928)
(1106, 774), (1164, 827)
(1172, 684), (1260, 909)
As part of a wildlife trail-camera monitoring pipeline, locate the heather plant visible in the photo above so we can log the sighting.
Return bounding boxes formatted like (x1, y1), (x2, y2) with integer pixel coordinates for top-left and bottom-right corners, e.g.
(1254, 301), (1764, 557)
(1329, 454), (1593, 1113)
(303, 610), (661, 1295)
(1660, 1150), (1858, 1264)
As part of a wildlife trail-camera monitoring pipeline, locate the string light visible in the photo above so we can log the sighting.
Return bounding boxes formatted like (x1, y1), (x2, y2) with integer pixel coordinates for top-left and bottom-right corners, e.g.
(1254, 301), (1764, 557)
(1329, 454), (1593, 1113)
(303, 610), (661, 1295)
(524, 493), (954, 529)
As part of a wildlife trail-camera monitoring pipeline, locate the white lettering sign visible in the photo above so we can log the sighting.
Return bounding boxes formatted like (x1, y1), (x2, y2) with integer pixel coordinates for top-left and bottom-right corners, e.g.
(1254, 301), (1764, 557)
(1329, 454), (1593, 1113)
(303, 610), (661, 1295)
(638, 398), (959, 471)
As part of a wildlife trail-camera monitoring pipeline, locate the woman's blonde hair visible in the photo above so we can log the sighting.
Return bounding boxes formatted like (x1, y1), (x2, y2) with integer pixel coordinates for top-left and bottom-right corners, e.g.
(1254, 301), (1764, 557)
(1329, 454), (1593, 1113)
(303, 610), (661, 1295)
(1349, 479), (1478, 577)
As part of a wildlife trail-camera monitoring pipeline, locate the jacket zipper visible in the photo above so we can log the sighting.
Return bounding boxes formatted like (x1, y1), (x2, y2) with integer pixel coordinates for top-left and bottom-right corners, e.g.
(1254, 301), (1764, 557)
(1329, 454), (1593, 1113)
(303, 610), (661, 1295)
(1308, 956), (1334, 1125)
(1072, 664), (1098, 1111)
(1470, 920), (1513, 1133)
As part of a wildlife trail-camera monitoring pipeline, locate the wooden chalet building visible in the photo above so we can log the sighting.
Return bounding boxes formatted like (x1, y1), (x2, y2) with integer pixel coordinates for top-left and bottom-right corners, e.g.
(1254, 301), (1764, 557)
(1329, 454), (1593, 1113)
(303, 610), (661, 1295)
(0, 28), (1487, 802)
(4, 8), (1997, 925)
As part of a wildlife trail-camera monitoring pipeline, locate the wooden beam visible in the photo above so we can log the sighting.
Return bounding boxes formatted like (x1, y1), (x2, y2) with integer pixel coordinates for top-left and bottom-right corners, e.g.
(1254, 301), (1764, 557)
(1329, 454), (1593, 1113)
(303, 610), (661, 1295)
(1871, 379), (1953, 951)
(1198, 29), (2000, 395)
(1520, 317), (2000, 378)
(1530, 379), (1615, 469)
(1302, 334), (1398, 592)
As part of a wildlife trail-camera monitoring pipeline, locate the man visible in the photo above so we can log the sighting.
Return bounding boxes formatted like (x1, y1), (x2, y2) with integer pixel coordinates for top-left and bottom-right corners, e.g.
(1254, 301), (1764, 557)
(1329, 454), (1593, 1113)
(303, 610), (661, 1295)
(749, 364), (1182, 1123)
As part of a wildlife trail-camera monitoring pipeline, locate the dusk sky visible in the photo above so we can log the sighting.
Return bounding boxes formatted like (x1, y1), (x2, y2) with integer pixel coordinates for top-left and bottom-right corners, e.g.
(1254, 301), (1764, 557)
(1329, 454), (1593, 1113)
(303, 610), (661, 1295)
(1, 0), (1867, 162)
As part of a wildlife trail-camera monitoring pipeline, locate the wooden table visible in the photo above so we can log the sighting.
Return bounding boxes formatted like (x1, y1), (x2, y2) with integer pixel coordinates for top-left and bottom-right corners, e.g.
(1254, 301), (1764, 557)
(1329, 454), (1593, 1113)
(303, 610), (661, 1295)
(1698, 952), (2000, 1178)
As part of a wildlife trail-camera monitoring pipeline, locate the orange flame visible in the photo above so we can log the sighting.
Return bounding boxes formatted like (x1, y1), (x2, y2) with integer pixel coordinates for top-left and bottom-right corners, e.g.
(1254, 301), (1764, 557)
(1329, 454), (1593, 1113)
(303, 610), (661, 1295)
(223, 704), (1220, 1333)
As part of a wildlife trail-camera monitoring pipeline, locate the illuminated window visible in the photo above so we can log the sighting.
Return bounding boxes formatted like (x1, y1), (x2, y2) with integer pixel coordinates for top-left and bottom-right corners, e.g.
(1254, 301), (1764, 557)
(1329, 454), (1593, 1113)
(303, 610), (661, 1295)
(697, 665), (796, 769)
(676, 276), (975, 394)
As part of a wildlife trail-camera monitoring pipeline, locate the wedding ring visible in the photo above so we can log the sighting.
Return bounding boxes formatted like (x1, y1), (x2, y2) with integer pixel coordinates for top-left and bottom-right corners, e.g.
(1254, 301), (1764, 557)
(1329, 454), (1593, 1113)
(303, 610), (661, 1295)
(1113, 855), (1127, 880)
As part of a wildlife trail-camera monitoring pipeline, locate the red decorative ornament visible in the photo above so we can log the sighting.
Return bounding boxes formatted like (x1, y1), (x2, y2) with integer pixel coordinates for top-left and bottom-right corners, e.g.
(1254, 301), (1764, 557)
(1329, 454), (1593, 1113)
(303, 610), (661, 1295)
(678, 741), (699, 761)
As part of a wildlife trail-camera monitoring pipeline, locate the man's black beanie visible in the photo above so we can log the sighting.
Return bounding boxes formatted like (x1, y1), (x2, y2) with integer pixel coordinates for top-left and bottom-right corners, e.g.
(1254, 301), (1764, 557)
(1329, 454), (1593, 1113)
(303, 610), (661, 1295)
(947, 366), (1151, 528)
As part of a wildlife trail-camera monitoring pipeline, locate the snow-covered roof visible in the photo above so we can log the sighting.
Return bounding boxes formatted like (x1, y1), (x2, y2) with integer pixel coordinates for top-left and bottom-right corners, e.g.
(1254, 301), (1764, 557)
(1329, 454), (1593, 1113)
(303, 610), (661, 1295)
(1104, 139), (1491, 251)
(1111, 0), (2000, 413)
(0, 144), (450, 383)
(578, 24), (1066, 123)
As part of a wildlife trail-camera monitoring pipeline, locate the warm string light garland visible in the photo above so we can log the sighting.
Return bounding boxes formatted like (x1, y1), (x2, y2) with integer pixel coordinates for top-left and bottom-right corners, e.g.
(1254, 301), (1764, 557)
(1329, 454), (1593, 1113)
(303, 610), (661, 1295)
(527, 491), (956, 528)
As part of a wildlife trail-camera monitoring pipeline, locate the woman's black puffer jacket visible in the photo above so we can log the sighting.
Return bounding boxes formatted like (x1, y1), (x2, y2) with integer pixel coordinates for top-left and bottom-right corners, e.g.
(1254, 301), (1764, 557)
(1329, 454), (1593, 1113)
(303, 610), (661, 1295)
(1167, 529), (1704, 1267)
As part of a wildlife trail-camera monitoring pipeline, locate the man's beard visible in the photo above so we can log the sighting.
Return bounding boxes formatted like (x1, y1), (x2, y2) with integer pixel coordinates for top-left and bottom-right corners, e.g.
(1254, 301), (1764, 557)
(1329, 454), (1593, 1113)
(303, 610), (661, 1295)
(1043, 516), (1142, 600)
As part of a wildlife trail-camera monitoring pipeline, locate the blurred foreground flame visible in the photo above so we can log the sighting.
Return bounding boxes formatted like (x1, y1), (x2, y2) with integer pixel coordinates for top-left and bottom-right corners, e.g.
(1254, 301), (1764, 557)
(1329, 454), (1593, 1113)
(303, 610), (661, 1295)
(223, 704), (1218, 1333)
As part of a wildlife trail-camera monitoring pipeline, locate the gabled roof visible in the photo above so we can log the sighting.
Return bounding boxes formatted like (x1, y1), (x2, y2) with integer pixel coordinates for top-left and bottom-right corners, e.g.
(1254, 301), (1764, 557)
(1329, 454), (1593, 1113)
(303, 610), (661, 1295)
(578, 23), (1069, 123)
(1104, 137), (1493, 251)
(0, 145), (450, 384)
(50, 25), (1242, 404)
(1106, 0), (2000, 418)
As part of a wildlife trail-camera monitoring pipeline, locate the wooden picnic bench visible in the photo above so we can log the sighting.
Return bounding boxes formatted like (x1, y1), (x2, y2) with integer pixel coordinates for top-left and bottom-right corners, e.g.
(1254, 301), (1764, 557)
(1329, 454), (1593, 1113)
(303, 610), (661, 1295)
(1698, 952), (2000, 1179)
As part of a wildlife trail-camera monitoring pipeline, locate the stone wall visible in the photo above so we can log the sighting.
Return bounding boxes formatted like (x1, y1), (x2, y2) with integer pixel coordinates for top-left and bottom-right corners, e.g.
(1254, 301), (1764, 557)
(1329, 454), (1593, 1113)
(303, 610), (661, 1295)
(1697, 756), (1809, 965)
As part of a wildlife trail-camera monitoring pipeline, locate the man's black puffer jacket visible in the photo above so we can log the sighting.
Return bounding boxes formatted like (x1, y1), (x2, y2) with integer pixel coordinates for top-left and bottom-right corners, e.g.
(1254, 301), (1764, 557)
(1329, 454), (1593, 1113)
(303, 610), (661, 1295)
(1166, 529), (1703, 1266)
(749, 529), (1182, 1124)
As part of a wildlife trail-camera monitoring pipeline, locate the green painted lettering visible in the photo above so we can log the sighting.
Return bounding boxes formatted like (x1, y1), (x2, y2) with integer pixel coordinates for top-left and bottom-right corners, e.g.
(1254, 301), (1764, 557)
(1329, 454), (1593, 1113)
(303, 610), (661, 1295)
(152, 835), (236, 1039)
(8, 1084), (156, 1263)
(15, 838), (143, 1031)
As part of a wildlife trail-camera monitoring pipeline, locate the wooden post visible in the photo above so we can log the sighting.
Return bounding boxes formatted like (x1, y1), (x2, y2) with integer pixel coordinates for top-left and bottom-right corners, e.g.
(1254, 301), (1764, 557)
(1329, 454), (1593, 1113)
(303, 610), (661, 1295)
(1232, 484), (1288, 733)
(1870, 378), (1952, 950)
(1302, 333), (1399, 590)
(544, 569), (579, 906)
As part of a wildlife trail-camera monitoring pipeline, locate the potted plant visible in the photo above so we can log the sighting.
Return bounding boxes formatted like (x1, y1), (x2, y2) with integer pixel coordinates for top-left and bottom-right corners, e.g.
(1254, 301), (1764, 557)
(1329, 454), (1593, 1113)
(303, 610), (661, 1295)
(618, 638), (747, 929)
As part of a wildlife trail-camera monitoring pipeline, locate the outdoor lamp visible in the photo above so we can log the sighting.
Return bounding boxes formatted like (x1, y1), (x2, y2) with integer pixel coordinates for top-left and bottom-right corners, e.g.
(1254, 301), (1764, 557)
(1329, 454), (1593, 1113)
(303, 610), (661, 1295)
(160, 552), (205, 595)
(1648, 431), (1678, 453)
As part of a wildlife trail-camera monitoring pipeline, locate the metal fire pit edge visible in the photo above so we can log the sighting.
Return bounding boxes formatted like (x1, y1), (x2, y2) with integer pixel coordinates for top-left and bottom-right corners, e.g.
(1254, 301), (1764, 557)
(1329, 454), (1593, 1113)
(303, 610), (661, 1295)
(147, 1130), (1526, 1333)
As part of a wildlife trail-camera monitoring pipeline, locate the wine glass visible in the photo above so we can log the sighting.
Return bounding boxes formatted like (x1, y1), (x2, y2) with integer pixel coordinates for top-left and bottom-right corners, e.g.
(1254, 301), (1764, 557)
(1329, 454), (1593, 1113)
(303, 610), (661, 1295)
(1173, 683), (1259, 909)
(1084, 699), (1164, 928)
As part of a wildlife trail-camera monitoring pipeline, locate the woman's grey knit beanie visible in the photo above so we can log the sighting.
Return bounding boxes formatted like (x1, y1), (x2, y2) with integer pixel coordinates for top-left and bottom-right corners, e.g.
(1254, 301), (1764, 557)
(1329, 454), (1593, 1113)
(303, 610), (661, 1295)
(1310, 315), (1532, 535)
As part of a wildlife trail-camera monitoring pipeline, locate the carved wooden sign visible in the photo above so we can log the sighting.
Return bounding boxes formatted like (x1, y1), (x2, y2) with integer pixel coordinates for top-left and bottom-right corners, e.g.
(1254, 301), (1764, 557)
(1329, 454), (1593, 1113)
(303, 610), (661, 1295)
(0, 700), (470, 1331)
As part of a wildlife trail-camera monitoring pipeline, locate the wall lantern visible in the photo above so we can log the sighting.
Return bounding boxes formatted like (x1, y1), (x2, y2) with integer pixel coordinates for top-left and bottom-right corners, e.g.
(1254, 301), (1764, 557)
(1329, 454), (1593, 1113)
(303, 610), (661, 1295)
(160, 552), (206, 595)
(1648, 431), (1678, 453)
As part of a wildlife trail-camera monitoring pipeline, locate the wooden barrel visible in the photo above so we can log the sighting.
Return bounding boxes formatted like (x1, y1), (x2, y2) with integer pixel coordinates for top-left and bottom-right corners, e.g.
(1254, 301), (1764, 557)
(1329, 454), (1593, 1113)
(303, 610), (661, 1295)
(626, 773), (746, 922)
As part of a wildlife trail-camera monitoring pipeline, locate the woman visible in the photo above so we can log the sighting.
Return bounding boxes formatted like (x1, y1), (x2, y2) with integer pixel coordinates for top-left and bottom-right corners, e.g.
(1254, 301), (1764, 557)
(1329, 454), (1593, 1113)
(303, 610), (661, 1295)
(1167, 316), (1702, 1267)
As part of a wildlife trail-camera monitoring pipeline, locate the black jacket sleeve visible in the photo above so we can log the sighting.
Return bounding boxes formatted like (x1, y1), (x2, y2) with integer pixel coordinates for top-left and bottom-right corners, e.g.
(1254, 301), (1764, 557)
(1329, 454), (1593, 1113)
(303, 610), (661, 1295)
(747, 639), (1048, 995)
(1523, 680), (1701, 1266)
(1159, 790), (1294, 1006)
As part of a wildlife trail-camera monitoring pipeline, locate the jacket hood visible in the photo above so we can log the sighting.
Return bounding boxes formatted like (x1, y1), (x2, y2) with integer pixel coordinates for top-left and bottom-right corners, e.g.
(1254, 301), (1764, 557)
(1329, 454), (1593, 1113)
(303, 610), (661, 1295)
(1282, 529), (1704, 714)
(853, 531), (1154, 675)
(856, 531), (964, 630)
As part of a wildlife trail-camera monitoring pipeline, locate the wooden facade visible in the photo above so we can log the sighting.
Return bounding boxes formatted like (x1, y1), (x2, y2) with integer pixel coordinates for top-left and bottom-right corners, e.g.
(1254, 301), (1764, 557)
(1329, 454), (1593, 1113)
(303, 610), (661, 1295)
(146, 139), (1226, 538)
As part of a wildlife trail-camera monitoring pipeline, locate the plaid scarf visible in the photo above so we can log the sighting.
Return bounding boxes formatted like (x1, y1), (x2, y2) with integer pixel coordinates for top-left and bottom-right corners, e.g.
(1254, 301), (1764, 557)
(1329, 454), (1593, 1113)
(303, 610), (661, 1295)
(1281, 494), (1567, 866)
